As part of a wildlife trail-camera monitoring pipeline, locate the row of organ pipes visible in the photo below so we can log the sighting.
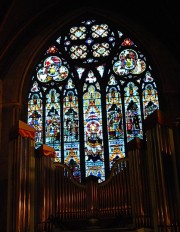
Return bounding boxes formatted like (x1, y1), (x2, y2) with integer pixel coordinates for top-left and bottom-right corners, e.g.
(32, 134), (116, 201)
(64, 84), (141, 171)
(7, 110), (180, 232)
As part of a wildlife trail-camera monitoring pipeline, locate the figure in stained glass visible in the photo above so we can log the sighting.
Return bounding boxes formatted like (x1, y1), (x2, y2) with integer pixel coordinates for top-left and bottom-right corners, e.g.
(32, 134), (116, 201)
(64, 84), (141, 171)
(143, 83), (159, 118)
(126, 101), (140, 136)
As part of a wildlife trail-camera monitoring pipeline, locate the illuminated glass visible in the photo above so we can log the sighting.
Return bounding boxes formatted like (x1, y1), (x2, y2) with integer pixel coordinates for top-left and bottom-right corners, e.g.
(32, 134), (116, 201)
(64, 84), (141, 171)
(28, 91), (43, 148)
(27, 19), (159, 182)
(83, 84), (105, 181)
(106, 80), (125, 168)
(45, 89), (61, 159)
(63, 79), (81, 180)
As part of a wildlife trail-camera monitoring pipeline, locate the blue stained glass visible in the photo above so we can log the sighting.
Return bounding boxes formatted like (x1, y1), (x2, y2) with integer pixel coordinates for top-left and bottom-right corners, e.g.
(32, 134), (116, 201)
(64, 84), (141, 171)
(86, 38), (94, 45)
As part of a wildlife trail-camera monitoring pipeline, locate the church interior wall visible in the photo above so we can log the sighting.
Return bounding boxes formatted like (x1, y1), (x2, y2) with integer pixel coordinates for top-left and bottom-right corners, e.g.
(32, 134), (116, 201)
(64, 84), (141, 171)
(0, 1), (180, 231)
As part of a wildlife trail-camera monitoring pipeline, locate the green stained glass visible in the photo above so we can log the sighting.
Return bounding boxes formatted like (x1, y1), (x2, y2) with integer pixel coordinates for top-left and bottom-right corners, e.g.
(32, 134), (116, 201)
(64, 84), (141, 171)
(92, 43), (110, 57)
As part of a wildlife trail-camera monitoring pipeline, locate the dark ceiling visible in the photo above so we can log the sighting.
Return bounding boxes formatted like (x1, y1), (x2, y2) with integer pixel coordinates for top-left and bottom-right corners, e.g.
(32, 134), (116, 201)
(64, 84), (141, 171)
(0, 0), (180, 65)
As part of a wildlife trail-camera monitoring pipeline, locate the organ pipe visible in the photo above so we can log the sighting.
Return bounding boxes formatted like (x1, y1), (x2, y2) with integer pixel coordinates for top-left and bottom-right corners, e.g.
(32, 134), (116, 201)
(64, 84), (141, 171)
(144, 109), (180, 232)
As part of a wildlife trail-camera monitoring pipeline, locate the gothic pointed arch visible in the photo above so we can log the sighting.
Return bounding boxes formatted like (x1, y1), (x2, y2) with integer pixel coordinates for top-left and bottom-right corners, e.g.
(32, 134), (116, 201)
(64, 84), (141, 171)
(27, 16), (159, 182)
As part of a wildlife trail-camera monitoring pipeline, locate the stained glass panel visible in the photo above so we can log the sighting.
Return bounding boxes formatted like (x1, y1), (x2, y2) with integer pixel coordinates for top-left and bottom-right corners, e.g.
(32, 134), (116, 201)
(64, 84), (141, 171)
(28, 93), (43, 148)
(92, 43), (110, 57)
(70, 45), (87, 59)
(124, 82), (143, 142)
(106, 81), (125, 168)
(37, 55), (69, 82)
(83, 85), (105, 182)
(45, 89), (61, 159)
(91, 24), (109, 38)
(63, 79), (80, 180)
(142, 71), (159, 118)
(70, 26), (86, 40)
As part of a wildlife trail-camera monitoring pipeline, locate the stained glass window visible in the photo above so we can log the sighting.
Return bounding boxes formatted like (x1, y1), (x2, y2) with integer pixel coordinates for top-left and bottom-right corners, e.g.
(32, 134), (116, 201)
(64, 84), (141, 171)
(27, 18), (159, 182)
